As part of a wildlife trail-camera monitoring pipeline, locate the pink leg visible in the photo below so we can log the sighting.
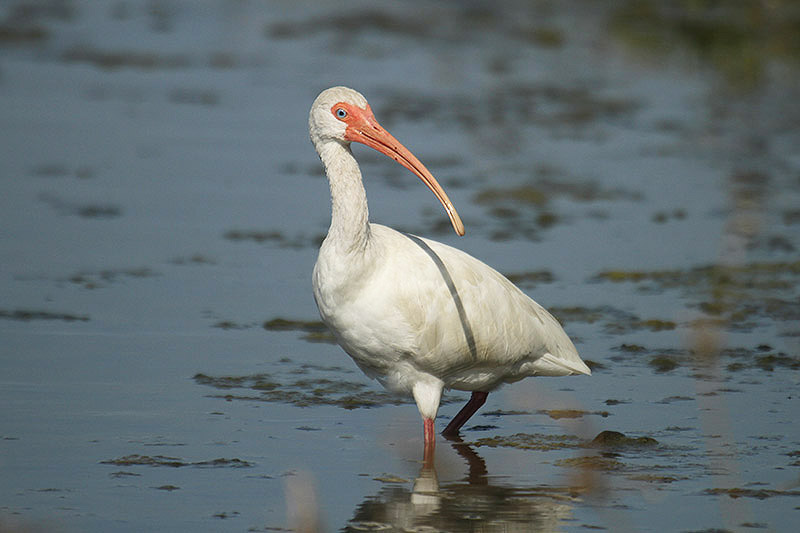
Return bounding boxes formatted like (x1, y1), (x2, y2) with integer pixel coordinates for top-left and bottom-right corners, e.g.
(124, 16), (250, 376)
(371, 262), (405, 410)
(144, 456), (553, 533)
(442, 391), (488, 436)
(423, 418), (436, 464)
(423, 418), (436, 445)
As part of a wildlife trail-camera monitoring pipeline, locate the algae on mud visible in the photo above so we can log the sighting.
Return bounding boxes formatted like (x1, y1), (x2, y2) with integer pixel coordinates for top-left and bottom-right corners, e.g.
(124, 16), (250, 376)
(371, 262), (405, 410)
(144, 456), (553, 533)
(471, 429), (671, 482)
(548, 305), (678, 335)
(590, 430), (658, 448)
(592, 261), (800, 336)
(472, 175), (644, 241)
(263, 317), (337, 344)
(64, 267), (159, 290)
(223, 229), (310, 249)
(0, 309), (90, 322)
(101, 454), (254, 469)
(193, 371), (411, 410)
(474, 430), (658, 454)
(475, 433), (585, 452)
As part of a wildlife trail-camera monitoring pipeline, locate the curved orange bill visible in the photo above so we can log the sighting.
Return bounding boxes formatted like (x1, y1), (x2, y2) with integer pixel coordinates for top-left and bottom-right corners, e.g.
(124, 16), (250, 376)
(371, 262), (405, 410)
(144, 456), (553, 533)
(344, 106), (465, 236)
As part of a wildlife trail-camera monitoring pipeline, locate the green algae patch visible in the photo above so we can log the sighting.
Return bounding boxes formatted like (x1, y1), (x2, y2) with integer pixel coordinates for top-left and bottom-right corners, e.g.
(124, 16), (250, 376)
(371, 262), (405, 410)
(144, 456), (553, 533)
(474, 433), (584, 452)
(263, 318), (337, 344)
(540, 409), (610, 420)
(555, 455), (625, 472)
(212, 320), (253, 330)
(627, 474), (681, 484)
(605, 318), (677, 334)
(616, 343), (647, 353)
(604, 399), (629, 406)
(543, 409), (586, 420)
(548, 306), (614, 325)
(594, 270), (654, 283)
(609, 342), (787, 375)
(37, 191), (123, 219)
(475, 185), (548, 207)
(481, 409), (531, 417)
(193, 373), (265, 390)
(65, 267), (158, 289)
(638, 319), (676, 331)
(657, 395), (694, 404)
(101, 454), (253, 468)
(207, 316), (337, 343)
(61, 46), (191, 70)
(704, 487), (800, 500)
(524, 26), (565, 48)
(0, 309), (89, 322)
(594, 261), (800, 290)
(590, 430), (658, 449)
(224, 229), (283, 243)
(649, 355), (680, 373)
(504, 270), (555, 288)
(500, 430), (662, 474)
(584, 359), (605, 372)
(224, 229), (317, 249)
(170, 254), (216, 266)
(472, 175), (642, 242)
(721, 346), (800, 373)
(591, 261), (800, 334)
(0, 24), (48, 43)
(549, 305), (676, 334)
(754, 353), (800, 372)
(193, 363), (411, 410)
(264, 318), (322, 331)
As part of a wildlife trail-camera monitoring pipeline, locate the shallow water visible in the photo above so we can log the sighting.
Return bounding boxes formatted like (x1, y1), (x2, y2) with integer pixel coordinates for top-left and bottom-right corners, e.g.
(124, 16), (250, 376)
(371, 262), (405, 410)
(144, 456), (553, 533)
(1, 1), (799, 531)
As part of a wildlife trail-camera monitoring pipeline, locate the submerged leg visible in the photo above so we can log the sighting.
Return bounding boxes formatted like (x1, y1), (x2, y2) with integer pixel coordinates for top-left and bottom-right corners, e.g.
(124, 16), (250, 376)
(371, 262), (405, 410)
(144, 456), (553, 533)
(441, 391), (488, 436)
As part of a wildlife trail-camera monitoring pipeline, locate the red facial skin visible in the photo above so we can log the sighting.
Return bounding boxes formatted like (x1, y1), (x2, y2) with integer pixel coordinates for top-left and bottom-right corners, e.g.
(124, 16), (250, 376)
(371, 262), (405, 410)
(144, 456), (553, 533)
(330, 102), (465, 236)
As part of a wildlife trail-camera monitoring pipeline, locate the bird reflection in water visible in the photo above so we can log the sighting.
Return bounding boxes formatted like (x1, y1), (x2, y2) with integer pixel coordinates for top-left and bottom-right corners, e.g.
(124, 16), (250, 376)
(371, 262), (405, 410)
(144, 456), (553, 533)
(344, 437), (578, 532)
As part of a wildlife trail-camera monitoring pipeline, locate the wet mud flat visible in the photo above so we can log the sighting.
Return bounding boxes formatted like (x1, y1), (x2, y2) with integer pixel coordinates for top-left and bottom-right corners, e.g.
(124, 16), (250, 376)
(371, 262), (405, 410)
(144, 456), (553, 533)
(1, 1), (799, 532)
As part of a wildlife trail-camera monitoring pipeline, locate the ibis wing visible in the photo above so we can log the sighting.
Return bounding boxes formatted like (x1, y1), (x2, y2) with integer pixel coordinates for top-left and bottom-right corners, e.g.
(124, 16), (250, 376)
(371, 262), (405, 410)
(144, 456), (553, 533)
(366, 226), (589, 386)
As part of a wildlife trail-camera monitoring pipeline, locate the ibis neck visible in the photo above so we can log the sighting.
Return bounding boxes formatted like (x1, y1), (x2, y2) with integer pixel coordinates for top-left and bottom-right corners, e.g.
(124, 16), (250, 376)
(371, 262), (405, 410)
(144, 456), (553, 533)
(318, 140), (371, 252)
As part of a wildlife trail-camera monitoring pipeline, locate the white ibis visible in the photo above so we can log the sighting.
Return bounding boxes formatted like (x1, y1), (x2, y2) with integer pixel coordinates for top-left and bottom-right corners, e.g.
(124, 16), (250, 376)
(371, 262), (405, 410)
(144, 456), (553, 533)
(309, 87), (590, 449)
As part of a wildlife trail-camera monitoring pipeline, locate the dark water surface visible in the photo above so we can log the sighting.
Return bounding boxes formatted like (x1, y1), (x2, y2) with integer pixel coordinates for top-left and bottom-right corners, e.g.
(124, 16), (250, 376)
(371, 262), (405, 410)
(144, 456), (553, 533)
(1, 1), (799, 531)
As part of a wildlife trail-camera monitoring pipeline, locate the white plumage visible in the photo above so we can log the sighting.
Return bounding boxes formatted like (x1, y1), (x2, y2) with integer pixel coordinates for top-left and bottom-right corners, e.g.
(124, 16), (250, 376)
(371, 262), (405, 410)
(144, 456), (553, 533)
(309, 87), (590, 447)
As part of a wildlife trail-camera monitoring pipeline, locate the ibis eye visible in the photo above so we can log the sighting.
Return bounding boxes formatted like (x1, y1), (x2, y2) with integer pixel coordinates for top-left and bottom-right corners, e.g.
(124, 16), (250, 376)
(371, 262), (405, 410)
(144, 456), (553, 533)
(336, 108), (347, 119)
